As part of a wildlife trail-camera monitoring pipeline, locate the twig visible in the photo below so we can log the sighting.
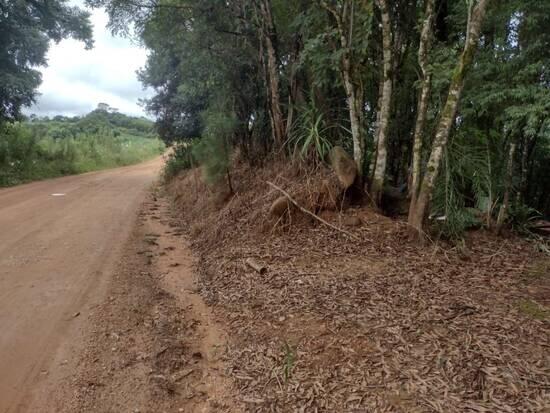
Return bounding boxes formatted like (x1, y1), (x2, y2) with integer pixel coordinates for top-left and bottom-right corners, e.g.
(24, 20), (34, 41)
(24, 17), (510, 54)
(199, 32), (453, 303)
(266, 181), (360, 241)
(246, 258), (267, 274)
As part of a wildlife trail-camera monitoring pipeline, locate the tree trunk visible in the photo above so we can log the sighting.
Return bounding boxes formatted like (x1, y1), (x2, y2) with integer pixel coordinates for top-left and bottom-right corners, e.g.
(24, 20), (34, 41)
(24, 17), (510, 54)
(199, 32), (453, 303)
(321, 0), (365, 175)
(371, 0), (393, 206)
(259, 0), (285, 149)
(408, 0), (435, 216)
(342, 58), (365, 175)
(516, 132), (536, 205)
(408, 0), (491, 238)
(369, 79), (384, 178)
(496, 138), (516, 233)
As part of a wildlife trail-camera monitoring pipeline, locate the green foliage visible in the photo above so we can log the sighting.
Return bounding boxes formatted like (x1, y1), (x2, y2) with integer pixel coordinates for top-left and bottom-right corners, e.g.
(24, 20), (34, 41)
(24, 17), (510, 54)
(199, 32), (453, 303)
(508, 203), (542, 234)
(92, 0), (550, 238)
(286, 100), (334, 163)
(192, 109), (236, 186)
(431, 136), (497, 239)
(0, 0), (92, 121)
(163, 141), (198, 181)
(0, 115), (164, 187)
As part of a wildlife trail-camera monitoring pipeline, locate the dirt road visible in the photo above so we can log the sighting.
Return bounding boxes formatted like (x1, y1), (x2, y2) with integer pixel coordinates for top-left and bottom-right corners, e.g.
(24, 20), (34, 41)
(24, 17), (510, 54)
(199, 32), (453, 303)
(0, 159), (162, 412)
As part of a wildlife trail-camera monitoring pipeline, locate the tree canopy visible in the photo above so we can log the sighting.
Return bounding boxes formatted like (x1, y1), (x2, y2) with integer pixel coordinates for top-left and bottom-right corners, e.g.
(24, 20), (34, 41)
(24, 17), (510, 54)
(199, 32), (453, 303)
(0, 0), (93, 121)
(84, 0), (550, 236)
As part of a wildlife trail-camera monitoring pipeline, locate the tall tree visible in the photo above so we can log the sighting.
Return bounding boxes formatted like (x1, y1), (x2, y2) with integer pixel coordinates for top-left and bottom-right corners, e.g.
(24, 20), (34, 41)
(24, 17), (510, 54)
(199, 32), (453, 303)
(370, 0), (393, 204)
(408, 0), (435, 214)
(319, 0), (371, 175)
(408, 0), (492, 237)
(0, 0), (93, 121)
(255, 0), (286, 149)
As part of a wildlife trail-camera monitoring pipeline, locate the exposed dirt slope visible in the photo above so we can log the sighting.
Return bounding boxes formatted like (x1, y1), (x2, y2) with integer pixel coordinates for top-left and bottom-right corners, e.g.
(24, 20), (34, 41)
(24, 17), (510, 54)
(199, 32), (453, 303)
(168, 161), (550, 412)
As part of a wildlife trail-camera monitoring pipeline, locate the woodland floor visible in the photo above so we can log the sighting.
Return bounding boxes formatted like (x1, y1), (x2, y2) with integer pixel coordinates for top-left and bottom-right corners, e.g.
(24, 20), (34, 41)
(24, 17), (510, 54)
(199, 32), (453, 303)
(165, 160), (550, 412)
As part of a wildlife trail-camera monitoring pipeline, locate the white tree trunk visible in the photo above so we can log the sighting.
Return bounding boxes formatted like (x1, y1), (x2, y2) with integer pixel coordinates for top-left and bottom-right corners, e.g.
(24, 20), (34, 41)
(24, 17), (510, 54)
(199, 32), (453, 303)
(369, 79), (384, 178)
(408, 0), (491, 237)
(342, 57), (365, 174)
(321, 0), (364, 175)
(371, 0), (393, 206)
(408, 0), (435, 215)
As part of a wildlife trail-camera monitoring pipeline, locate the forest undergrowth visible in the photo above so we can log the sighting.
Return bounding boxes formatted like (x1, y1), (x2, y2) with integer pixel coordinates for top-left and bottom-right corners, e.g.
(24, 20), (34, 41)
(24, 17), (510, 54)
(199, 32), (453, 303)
(165, 157), (549, 412)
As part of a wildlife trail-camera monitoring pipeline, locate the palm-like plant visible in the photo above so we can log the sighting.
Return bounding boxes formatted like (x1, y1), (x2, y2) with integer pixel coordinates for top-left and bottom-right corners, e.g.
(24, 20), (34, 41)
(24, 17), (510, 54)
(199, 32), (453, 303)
(286, 101), (334, 164)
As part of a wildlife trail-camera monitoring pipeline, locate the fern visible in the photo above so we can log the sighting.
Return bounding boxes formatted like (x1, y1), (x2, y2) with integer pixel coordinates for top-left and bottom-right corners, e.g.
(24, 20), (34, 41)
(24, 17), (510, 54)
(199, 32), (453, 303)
(431, 134), (499, 239)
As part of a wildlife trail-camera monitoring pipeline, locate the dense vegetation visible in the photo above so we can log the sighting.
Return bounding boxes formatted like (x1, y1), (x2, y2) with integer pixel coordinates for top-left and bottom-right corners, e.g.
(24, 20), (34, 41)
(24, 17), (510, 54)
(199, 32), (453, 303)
(3, 0), (549, 238)
(0, 108), (164, 186)
(0, 1), (163, 186)
(88, 0), (549, 239)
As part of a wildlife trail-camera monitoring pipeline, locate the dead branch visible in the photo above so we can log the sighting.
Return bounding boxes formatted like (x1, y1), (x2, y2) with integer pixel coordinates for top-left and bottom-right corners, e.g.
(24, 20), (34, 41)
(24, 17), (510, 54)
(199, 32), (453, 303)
(246, 258), (267, 274)
(266, 181), (360, 241)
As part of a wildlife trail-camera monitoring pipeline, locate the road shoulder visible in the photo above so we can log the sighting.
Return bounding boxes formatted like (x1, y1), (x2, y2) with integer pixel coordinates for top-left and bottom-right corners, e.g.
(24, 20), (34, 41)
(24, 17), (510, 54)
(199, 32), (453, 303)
(35, 189), (235, 413)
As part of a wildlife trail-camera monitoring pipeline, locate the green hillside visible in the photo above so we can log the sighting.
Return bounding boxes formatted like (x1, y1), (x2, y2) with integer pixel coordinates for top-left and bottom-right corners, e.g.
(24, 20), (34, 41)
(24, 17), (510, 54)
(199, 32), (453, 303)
(0, 108), (164, 186)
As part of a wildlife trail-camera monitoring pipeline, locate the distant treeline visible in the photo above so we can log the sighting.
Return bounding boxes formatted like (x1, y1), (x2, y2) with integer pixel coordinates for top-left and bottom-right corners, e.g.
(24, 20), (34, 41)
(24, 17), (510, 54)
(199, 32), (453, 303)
(26, 107), (156, 140)
(0, 108), (164, 186)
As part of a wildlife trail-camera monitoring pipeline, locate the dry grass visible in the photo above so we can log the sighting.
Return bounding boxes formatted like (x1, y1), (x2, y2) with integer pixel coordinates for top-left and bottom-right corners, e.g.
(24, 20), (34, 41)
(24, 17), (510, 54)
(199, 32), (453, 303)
(166, 160), (550, 412)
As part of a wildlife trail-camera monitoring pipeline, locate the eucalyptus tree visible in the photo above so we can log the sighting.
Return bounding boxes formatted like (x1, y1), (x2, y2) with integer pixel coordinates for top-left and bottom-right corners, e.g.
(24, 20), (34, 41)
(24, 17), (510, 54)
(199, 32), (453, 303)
(408, 0), (492, 237)
(254, 0), (286, 149)
(408, 0), (435, 213)
(369, 0), (392, 204)
(316, 0), (373, 175)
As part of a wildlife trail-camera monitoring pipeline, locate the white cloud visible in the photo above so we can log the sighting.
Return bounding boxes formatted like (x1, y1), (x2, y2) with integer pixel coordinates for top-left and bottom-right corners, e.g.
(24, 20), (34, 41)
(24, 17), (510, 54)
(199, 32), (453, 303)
(25, 3), (153, 119)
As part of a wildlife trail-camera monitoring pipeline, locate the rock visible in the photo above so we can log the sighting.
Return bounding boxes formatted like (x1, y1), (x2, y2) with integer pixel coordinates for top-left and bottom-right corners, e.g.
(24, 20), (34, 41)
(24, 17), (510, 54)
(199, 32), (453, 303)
(269, 196), (292, 217)
(329, 146), (357, 189)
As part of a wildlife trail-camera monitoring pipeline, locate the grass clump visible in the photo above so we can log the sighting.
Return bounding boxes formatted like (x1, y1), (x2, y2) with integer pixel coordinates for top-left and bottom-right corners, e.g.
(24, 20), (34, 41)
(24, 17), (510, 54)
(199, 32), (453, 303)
(518, 299), (549, 320)
(281, 341), (296, 382)
(524, 260), (550, 281)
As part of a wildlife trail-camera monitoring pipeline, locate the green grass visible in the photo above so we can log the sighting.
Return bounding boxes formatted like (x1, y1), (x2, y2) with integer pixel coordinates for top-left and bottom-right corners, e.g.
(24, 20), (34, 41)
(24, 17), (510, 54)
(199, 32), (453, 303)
(518, 299), (549, 320)
(0, 123), (164, 186)
(524, 260), (550, 281)
(282, 341), (296, 382)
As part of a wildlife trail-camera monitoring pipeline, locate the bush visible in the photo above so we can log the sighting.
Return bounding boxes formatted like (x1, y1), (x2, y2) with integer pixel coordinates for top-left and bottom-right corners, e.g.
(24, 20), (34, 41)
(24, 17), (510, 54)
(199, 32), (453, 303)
(509, 203), (542, 234)
(192, 109), (235, 185)
(163, 141), (198, 181)
(286, 101), (333, 163)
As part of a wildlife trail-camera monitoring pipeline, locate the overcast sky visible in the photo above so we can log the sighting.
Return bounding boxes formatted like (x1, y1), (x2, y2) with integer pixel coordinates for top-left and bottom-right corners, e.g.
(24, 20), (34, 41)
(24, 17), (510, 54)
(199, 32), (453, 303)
(25, 1), (152, 119)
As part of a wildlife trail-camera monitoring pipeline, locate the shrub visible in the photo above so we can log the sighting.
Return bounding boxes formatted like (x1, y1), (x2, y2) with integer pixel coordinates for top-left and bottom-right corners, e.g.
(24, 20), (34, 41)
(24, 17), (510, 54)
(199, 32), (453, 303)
(163, 140), (198, 181)
(192, 109), (235, 186)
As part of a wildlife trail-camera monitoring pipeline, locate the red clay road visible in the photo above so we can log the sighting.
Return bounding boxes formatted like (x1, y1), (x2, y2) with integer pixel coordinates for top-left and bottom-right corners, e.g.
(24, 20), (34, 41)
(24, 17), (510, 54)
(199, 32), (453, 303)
(0, 158), (162, 412)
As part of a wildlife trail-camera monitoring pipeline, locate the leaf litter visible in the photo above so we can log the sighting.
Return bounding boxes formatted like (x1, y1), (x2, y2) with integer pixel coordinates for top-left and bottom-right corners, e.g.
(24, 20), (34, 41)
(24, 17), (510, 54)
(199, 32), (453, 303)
(167, 161), (549, 412)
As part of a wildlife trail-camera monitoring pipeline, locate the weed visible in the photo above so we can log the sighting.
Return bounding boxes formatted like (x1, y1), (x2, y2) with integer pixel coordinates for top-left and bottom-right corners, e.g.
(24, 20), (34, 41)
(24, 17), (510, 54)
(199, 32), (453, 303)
(518, 299), (548, 320)
(282, 341), (296, 382)
(524, 260), (550, 280)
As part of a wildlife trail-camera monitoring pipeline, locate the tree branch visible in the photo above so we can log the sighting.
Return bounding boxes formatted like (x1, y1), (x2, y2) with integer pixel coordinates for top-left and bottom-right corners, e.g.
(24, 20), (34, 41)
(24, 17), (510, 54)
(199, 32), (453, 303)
(266, 181), (360, 241)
